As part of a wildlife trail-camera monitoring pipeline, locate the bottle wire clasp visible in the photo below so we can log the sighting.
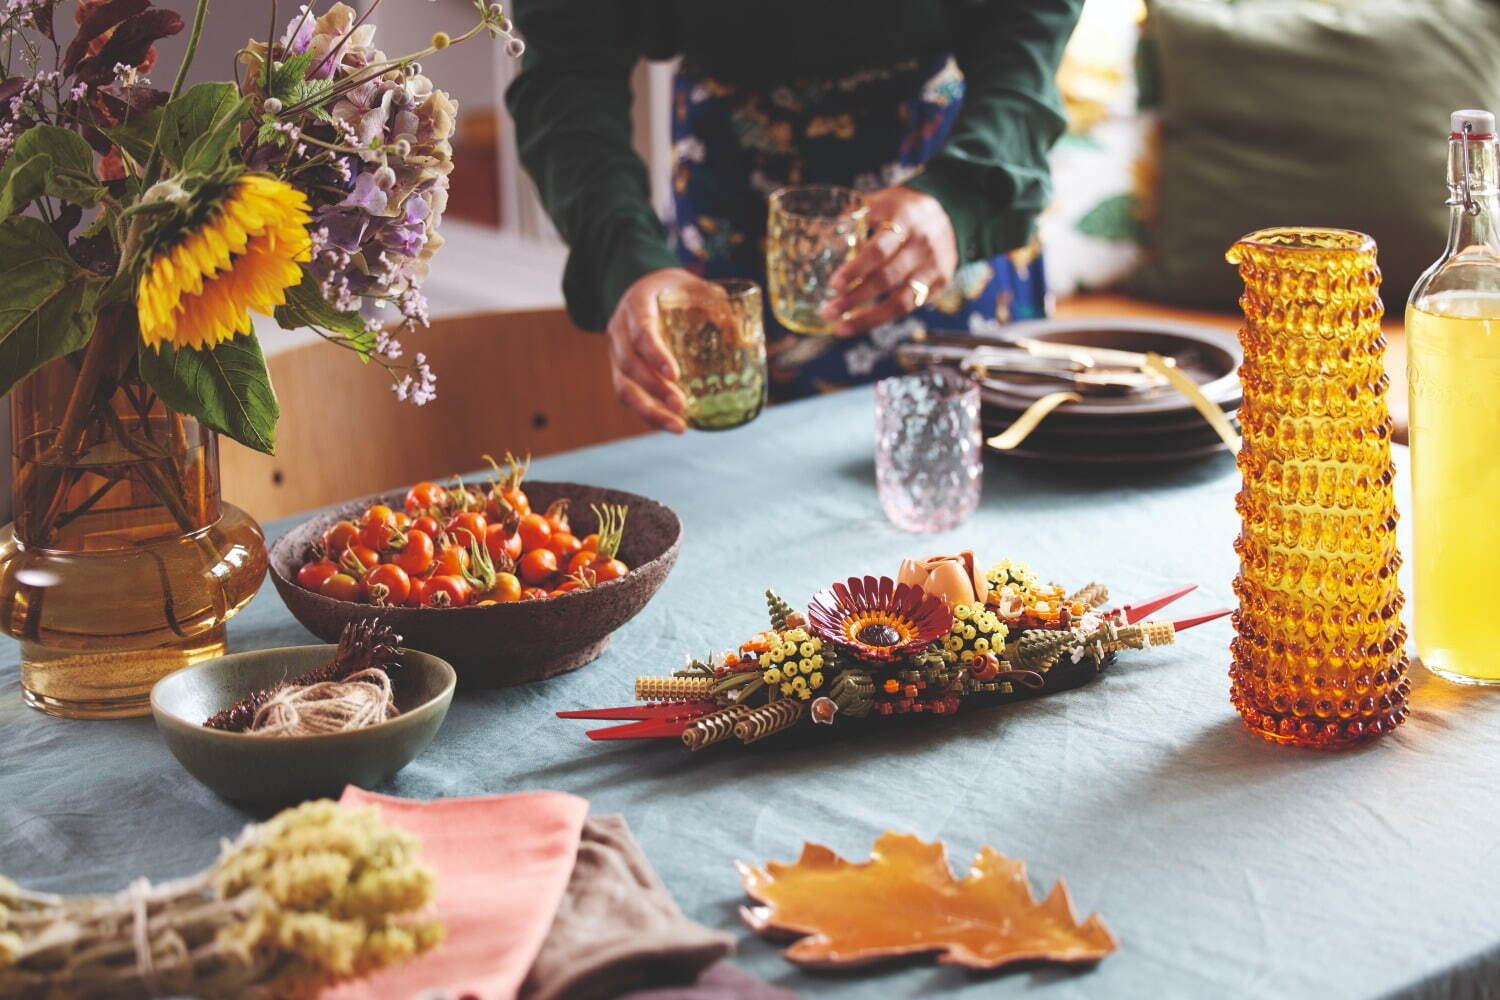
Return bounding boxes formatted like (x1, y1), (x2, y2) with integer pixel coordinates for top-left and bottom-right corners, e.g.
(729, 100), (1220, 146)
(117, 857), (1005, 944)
(1460, 120), (1482, 217)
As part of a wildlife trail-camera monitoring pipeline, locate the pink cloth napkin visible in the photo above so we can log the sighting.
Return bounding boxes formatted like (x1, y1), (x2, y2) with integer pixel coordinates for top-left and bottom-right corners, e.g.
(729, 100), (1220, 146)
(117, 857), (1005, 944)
(324, 786), (590, 1000)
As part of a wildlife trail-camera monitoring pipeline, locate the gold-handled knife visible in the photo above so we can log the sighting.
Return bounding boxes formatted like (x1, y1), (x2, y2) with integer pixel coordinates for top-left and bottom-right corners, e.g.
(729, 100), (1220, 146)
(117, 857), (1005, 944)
(1142, 352), (1241, 452)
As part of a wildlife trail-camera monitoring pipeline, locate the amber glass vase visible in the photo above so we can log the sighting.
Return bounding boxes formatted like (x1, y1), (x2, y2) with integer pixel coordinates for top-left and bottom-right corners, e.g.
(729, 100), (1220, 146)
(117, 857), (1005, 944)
(1225, 228), (1409, 748)
(0, 315), (267, 718)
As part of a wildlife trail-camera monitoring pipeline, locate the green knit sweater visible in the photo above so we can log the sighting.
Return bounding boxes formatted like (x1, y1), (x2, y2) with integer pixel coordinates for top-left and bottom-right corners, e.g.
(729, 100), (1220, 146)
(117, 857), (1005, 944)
(505, 0), (1084, 331)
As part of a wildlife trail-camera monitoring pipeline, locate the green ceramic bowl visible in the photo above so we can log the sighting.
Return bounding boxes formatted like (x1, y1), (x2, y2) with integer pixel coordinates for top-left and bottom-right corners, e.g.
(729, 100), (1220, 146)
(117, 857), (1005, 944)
(151, 645), (455, 806)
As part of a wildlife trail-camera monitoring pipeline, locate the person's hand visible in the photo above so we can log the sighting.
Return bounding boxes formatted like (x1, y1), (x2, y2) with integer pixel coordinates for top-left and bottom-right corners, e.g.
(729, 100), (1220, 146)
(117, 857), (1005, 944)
(606, 267), (702, 434)
(821, 185), (958, 336)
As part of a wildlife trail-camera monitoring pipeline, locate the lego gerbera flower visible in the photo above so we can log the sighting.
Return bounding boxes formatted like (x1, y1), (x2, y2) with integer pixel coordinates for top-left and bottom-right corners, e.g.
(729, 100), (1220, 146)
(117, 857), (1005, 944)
(807, 576), (953, 662)
(136, 173), (312, 351)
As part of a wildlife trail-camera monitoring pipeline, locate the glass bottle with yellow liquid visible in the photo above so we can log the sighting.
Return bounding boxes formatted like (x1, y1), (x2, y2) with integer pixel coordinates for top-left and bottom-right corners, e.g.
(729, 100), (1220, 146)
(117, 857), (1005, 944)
(1408, 110), (1500, 685)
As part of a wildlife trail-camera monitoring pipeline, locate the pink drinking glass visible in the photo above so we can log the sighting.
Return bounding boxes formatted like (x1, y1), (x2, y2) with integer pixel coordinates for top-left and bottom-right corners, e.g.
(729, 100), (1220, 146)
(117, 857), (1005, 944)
(873, 370), (982, 532)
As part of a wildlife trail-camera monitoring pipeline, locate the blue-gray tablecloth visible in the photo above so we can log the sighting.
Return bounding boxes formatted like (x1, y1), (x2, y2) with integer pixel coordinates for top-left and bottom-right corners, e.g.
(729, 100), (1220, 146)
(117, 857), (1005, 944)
(3, 387), (1496, 1000)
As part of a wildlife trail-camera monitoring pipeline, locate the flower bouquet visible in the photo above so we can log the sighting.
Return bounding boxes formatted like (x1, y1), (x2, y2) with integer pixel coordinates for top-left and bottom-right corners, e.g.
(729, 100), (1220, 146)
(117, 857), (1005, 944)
(0, 0), (522, 716)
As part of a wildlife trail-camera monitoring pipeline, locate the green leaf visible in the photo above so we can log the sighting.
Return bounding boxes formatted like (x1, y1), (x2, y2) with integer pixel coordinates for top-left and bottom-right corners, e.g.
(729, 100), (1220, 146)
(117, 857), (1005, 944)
(275, 271), (375, 357)
(0, 125), (105, 211)
(138, 334), (279, 454)
(0, 153), (51, 218)
(100, 107), (164, 167)
(158, 82), (250, 172)
(269, 51), (314, 101)
(288, 78), (336, 121)
(1075, 194), (1147, 245)
(0, 217), (104, 397)
(1055, 132), (1103, 152)
(15, 125), (96, 173)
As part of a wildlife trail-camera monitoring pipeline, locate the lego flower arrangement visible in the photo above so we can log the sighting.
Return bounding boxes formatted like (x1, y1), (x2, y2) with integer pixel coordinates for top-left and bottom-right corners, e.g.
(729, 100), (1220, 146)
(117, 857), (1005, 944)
(563, 557), (1232, 749)
(0, 0), (522, 717)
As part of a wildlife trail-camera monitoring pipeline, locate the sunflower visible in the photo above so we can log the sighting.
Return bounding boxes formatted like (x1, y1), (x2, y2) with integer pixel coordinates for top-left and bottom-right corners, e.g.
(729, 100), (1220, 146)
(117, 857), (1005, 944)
(806, 576), (953, 663)
(137, 174), (312, 352)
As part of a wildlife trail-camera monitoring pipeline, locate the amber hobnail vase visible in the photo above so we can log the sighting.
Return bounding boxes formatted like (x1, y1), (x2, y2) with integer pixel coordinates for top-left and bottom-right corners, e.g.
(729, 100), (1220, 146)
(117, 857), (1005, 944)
(0, 319), (267, 719)
(1225, 228), (1409, 748)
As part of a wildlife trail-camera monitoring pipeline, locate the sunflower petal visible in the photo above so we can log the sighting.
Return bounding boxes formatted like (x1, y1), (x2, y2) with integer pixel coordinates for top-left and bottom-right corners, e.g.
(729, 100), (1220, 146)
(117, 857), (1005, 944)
(140, 175), (312, 351)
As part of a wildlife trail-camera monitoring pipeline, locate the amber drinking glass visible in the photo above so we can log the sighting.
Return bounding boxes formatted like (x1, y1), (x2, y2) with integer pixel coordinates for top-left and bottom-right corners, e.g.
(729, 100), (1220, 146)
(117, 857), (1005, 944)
(767, 185), (868, 335)
(1225, 227), (1409, 748)
(657, 279), (768, 431)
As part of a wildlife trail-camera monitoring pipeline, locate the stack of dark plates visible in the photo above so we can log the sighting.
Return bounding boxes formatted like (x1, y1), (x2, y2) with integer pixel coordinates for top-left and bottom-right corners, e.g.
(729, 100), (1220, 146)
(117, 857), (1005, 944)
(971, 317), (1242, 466)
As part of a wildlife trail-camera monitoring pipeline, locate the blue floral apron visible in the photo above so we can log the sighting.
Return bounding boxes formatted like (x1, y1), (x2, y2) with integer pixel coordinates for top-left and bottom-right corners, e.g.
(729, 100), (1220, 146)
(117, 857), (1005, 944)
(670, 54), (1048, 401)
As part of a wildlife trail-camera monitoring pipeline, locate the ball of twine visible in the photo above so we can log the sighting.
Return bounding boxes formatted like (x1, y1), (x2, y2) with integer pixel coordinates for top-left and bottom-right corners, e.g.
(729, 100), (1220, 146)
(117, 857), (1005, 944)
(249, 668), (398, 736)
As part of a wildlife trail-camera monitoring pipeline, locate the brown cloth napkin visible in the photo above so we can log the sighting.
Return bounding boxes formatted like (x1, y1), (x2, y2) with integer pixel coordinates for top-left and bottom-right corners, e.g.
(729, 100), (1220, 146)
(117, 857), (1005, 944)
(519, 815), (737, 1000)
(615, 963), (800, 1000)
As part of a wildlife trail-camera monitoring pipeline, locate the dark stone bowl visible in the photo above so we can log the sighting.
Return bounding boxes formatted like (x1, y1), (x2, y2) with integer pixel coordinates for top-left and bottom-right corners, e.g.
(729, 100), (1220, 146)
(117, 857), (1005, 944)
(151, 645), (455, 807)
(268, 481), (682, 686)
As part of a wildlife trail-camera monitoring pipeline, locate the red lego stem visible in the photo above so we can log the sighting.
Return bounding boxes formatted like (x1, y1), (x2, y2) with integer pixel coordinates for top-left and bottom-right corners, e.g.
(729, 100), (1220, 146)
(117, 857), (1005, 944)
(558, 700), (718, 721)
(1110, 584), (1198, 623)
(585, 718), (698, 740)
(1168, 608), (1232, 632)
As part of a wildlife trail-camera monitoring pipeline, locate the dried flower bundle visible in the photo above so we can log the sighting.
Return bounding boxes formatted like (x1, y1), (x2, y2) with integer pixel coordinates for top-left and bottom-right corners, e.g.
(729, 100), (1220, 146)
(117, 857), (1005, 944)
(0, 800), (442, 999)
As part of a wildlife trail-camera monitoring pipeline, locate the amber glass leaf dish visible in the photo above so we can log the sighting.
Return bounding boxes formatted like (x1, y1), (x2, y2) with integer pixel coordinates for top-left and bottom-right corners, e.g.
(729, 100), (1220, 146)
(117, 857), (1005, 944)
(739, 832), (1117, 970)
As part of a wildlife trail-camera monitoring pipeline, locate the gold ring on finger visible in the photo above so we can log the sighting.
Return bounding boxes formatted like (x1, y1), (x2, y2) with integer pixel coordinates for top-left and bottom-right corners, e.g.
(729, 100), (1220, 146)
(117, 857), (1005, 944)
(876, 221), (908, 242)
(907, 277), (930, 309)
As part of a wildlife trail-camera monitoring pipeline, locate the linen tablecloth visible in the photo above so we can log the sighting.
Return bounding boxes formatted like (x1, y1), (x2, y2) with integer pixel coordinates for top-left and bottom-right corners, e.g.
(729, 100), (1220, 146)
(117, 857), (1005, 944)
(2, 387), (1496, 999)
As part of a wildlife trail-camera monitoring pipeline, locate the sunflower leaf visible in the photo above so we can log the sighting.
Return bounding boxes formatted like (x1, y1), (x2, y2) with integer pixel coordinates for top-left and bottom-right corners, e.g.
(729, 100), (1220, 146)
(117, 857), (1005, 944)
(138, 335), (280, 454)
(0, 217), (104, 397)
(275, 271), (376, 357)
(0, 126), (105, 212)
(0, 153), (50, 218)
(158, 82), (250, 173)
(100, 107), (164, 167)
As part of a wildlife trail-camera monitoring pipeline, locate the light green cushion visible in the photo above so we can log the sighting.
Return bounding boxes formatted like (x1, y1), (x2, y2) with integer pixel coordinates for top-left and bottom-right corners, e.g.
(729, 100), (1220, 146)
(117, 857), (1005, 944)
(1131, 0), (1500, 311)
